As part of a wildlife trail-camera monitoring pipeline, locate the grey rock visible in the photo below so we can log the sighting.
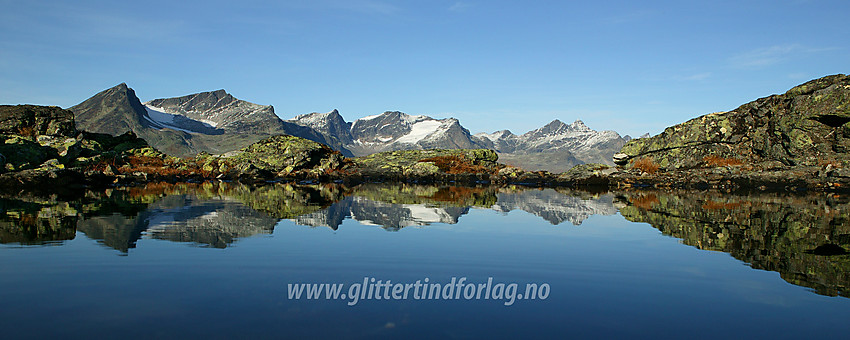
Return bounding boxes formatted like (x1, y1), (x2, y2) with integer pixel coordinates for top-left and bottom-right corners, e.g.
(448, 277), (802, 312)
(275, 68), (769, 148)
(613, 153), (630, 165)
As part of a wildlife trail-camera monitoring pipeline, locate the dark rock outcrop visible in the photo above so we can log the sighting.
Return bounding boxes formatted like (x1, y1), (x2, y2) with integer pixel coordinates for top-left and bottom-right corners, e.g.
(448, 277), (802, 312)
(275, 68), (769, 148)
(610, 74), (850, 192)
(0, 105), (76, 137)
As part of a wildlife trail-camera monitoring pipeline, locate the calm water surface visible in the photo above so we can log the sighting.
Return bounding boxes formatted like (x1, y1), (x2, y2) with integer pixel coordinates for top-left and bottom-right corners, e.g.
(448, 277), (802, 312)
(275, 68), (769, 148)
(1, 183), (848, 339)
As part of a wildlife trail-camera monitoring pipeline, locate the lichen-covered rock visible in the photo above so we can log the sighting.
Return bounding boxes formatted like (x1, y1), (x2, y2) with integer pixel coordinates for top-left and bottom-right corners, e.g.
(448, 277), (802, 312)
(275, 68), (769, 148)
(619, 74), (850, 170)
(0, 105), (76, 137)
(0, 135), (58, 171)
(221, 135), (348, 179)
(355, 149), (501, 179)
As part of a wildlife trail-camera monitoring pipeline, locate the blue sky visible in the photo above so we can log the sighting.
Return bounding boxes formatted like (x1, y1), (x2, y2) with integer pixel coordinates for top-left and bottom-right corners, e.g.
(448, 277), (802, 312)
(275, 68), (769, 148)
(1, 0), (847, 137)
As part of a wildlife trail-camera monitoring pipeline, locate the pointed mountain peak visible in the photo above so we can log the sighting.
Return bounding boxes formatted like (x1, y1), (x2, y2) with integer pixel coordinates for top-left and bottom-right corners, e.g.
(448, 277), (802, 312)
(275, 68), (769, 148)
(103, 83), (134, 95)
(382, 110), (406, 118)
(69, 83), (147, 137)
(88, 83), (141, 103)
(569, 119), (590, 130)
(545, 119), (565, 127)
(292, 109), (348, 125)
(488, 129), (515, 137)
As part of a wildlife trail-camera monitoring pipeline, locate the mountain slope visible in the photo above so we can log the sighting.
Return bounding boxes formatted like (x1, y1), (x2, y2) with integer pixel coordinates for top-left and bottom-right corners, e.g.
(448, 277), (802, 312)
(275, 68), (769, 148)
(288, 110), (354, 156)
(145, 90), (287, 134)
(71, 83), (149, 135)
(70, 83), (196, 156)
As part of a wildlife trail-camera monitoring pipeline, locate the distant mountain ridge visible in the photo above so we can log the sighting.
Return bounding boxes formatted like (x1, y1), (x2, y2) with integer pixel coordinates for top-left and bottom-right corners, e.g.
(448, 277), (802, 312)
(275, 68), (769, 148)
(472, 119), (626, 171)
(289, 110), (484, 156)
(70, 83), (626, 171)
(290, 111), (627, 172)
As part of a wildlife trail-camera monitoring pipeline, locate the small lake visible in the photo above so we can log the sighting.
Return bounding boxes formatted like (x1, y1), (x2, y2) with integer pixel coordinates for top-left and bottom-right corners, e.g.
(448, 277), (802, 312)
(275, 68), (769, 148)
(1, 182), (849, 338)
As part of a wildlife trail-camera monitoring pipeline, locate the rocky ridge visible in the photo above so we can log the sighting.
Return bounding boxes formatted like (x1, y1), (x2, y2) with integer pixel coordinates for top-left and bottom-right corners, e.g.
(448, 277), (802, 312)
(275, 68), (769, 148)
(607, 74), (850, 191)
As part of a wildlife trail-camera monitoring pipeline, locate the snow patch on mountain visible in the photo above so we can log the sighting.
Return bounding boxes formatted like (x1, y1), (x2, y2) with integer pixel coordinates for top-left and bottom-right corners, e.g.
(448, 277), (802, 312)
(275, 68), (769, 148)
(142, 105), (217, 133)
(395, 120), (443, 144)
(292, 111), (332, 126)
(475, 130), (514, 142)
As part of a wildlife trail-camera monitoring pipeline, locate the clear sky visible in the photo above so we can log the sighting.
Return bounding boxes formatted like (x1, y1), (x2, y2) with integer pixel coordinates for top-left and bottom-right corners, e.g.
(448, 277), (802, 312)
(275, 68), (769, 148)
(1, 0), (847, 137)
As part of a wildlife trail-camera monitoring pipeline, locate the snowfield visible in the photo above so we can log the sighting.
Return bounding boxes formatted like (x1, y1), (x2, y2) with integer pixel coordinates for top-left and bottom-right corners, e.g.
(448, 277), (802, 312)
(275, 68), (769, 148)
(143, 105), (217, 134)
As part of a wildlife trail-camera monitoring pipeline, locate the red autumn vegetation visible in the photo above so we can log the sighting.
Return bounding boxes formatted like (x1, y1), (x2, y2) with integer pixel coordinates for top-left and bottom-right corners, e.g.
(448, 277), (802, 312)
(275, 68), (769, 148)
(16, 126), (36, 137)
(418, 155), (490, 174)
(631, 157), (660, 174)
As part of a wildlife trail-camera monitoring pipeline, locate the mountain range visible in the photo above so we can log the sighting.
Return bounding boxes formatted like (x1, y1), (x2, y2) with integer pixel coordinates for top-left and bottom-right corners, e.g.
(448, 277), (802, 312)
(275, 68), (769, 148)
(69, 83), (627, 171)
(288, 110), (627, 172)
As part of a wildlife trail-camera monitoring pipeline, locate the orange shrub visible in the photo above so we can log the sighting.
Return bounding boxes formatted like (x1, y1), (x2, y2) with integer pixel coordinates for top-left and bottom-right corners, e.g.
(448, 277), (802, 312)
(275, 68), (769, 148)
(632, 157), (660, 174)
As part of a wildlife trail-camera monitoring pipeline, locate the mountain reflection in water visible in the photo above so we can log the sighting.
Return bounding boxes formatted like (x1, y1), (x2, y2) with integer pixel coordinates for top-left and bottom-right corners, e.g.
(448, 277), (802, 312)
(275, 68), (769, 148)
(1, 182), (848, 298)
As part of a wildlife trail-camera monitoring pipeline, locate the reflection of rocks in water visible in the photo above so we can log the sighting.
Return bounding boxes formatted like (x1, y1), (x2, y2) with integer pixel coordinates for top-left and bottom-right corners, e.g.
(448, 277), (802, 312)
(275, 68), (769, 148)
(493, 188), (617, 225)
(1, 182), (346, 250)
(227, 183), (346, 219)
(0, 200), (78, 245)
(617, 191), (850, 298)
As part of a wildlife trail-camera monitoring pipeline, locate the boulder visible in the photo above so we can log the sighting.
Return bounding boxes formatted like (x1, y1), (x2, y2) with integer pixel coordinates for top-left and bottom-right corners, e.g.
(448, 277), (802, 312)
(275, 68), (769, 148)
(224, 135), (347, 177)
